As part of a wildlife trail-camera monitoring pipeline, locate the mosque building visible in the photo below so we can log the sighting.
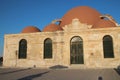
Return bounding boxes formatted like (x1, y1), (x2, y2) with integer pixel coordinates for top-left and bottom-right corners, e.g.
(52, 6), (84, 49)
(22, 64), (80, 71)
(3, 6), (120, 68)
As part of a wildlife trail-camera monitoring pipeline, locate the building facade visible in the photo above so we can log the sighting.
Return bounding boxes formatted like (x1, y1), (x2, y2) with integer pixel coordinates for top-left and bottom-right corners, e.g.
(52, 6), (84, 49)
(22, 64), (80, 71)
(3, 6), (120, 68)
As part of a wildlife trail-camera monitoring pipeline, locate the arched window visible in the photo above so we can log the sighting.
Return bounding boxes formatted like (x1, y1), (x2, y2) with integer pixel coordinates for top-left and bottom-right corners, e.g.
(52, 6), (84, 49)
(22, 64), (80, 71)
(44, 38), (52, 59)
(103, 35), (114, 58)
(70, 36), (84, 64)
(19, 39), (27, 59)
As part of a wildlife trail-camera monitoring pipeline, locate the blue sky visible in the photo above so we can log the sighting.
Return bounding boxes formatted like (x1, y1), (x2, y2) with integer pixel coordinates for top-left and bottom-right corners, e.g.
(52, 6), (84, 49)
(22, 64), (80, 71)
(0, 0), (120, 56)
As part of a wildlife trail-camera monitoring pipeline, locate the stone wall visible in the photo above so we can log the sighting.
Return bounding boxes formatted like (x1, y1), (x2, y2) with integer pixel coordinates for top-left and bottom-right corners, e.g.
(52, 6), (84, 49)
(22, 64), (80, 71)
(3, 19), (120, 68)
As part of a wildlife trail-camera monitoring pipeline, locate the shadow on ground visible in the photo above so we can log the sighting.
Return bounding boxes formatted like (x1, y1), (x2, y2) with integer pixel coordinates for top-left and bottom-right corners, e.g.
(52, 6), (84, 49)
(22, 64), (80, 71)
(49, 65), (68, 69)
(114, 65), (120, 75)
(0, 68), (32, 75)
(114, 68), (120, 75)
(18, 71), (49, 80)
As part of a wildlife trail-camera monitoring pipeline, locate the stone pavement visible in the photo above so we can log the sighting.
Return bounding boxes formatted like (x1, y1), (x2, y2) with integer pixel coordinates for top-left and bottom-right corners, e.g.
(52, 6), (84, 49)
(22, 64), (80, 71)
(0, 67), (120, 80)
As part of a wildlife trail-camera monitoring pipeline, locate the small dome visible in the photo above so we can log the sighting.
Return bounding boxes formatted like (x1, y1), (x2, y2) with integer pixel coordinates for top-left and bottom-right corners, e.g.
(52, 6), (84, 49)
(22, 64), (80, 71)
(60, 6), (101, 27)
(92, 19), (116, 28)
(43, 23), (63, 32)
(21, 26), (41, 33)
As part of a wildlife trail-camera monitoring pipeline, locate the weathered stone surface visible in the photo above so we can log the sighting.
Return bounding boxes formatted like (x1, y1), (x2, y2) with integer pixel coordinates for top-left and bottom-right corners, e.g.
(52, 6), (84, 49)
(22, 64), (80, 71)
(3, 19), (120, 68)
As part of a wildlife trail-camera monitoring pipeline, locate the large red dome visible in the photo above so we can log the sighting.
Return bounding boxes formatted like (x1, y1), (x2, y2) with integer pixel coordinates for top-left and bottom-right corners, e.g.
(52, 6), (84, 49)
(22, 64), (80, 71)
(60, 6), (101, 27)
(92, 19), (116, 28)
(43, 23), (63, 32)
(21, 26), (41, 33)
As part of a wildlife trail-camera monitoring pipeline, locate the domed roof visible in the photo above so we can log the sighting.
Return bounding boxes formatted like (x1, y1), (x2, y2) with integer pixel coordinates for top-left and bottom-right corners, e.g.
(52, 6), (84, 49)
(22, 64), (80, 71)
(21, 26), (41, 33)
(43, 23), (63, 32)
(60, 6), (101, 27)
(92, 19), (116, 28)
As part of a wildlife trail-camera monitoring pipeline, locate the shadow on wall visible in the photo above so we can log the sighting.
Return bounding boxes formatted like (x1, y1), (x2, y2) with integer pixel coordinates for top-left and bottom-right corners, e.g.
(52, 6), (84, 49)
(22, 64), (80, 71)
(18, 71), (49, 80)
(49, 65), (68, 69)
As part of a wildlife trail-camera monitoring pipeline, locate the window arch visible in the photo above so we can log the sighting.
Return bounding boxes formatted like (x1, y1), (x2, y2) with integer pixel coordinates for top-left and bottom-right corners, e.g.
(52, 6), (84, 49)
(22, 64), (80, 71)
(19, 39), (27, 59)
(70, 36), (84, 64)
(44, 38), (52, 59)
(103, 35), (114, 58)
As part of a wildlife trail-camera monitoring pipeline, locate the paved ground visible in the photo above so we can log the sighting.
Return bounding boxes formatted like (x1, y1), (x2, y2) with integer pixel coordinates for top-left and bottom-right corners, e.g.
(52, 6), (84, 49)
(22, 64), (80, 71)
(0, 67), (120, 80)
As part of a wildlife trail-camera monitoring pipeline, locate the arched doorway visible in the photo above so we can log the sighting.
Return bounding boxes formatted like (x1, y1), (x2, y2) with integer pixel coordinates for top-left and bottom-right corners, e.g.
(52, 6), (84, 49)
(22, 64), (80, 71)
(70, 36), (84, 64)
